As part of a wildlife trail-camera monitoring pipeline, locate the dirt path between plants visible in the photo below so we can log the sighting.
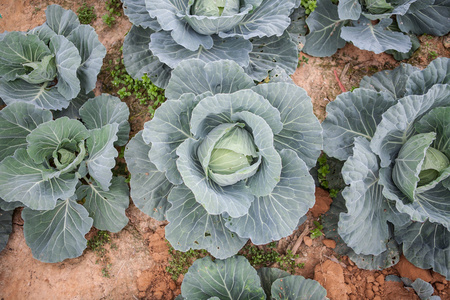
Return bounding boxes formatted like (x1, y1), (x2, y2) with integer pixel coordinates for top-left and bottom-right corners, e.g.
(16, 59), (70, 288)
(0, 1), (449, 299)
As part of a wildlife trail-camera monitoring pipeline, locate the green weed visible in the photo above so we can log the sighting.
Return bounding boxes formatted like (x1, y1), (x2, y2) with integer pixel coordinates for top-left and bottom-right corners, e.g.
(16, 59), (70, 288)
(166, 243), (208, 281)
(239, 242), (304, 274)
(88, 231), (116, 278)
(310, 220), (323, 239)
(301, 0), (317, 14)
(317, 153), (339, 198)
(108, 55), (166, 118)
(77, 2), (96, 25)
(102, 0), (122, 27)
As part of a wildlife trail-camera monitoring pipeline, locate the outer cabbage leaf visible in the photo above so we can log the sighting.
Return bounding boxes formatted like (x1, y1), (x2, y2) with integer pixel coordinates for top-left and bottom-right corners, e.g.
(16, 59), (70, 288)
(217, 0), (297, 39)
(85, 123), (119, 191)
(53, 91), (94, 119)
(405, 57), (450, 96)
(0, 198), (24, 211)
(397, 0), (450, 36)
(415, 106), (450, 157)
(22, 197), (93, 263)
(371, 84), (450, 168)
(76, 176), (129, 232)
(79, 94), (130, 146)
(148, 31), (252, 70)
(322, 193), (402, 270)
(0, 79), (70, 110)
(257, 268), (290, 298)
(322, 89), (396, 161)
(165, 185), (248, 259)
(0, 102), (52, 161)
(49, 35), (81, 100)
(340, 17), (412, 54)
(122, 25), (172, 89)
(244, 32), (298, 81)
(251, 83), (322, 169)
(303, 0), (346, 57)
(0, 32), (52, 81)
(395, 220), (450, 279)
(143, 94), (198, 185)
(360, 63), (420, 99)
(124, 131), (172, 220)
(339, 137), (398, 256)
(45, 4), (80, 37)
(225, 149), (315, 245)
(338, 0), (362, 20)
(0, 209), (13, 252)
(0, 149), (79, 210)
(28, 23), (57, 44)
(67, 25), (106, 93)
(180, 256), (266, 300)
(271, 276), (327, 300)
(145, 0), (214, 51)
(165, 59), (255, 100)
(122, 0), (162, 30)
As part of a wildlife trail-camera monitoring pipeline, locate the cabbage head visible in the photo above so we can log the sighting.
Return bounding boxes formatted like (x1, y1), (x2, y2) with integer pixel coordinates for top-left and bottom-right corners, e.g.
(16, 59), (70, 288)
(0, 94), (130, 262)
(125, 59), (322, 258)
(120, 0), (307, 88)
(322, 57), (450, 279)
(0, 5), (106, 111)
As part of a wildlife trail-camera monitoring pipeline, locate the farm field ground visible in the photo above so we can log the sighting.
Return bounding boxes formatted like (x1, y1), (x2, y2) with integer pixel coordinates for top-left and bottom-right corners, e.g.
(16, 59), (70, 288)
(0, 0), (449, 299)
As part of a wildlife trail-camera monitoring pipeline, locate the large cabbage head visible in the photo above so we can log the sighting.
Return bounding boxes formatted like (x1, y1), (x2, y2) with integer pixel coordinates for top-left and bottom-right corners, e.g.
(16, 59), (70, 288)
(0, 5), (106, 110)
(125, 59), (322, 258)
(321, 57), (450, 278)
(120, 0), (307, 88)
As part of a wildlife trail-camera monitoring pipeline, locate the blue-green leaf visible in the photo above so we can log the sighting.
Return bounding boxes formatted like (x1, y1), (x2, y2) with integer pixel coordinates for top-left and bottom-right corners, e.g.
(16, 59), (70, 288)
(0, 209), (13, 252)
(79, 94), (130, 146)
(45, 4), (80, 37)
(181, 256), (265, 299)
(165, 185), (248, 259)
(76, 176), (129, 232)
(22, 198), (93, 263)
(338, 0), (361, 20)
(271, 275), (327, 300)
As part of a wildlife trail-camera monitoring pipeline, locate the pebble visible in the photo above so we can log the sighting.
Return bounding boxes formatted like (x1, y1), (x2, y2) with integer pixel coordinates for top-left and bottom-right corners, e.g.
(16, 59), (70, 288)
(347, 266), (353, 272)
(373, 285), (379, 292)
(304, 236), (313, 247)
(376, 274), (385, 285)
(349, 294), (357, 300)
(357, 275), (362, 281)
(367, 275), (375, 283)
(436, 283), (445, 291)
(366, 289), (375, 299)
(322, 239), (336, 249)
(373, 296), (382, 300)
(444, 35), (450, 49)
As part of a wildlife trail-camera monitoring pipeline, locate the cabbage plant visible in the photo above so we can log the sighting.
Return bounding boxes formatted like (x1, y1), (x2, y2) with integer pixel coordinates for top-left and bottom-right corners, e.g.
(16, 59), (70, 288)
(175, 255), (327, 300)
(0, 94), (130, 262)
(125, 59), (322, 258)
(321, 57), (450, 278)
(303, 0), (450, 57)
(120, 0), (307, 88)
(0, 5), (106, 111)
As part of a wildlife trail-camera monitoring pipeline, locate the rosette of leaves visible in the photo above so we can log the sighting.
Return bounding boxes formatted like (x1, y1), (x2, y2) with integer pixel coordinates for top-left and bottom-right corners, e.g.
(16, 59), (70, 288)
(0, 5), (106, 111)
(125, 59), (322, 259)
(321, 57), (450, 278)
(302, 0), (450, 58)
(120, 0), (308, 88)
(174, 255), (327, 300)
(0, 94), (130, 262)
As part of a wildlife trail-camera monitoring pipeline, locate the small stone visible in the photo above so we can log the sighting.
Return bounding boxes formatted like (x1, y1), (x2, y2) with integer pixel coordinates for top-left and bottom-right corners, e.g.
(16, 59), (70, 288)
(443, 34), (450, 49)
(373, 296), (382, 300)
(349, 295), (357, 300)
(373, 285), (379, 292)
(367, 275), (375, 283)
(322, 239), (336, 249)
(366, 289), (375, 299)
(347, 266), (353, 272)
(169, 281), (176, 290)
(435, 283), (445, 291)
(373, 281), (379, 286)
(304, 236), (313, 247)
(357, 275), (362, 281)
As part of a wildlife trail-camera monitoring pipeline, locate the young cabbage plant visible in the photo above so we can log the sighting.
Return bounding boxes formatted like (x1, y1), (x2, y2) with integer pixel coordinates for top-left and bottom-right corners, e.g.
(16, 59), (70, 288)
(0, 5), (106, 111)
(302, 0), (450, 58)
(0, 94), (130, 262)
(125, 59), (322, 259)
(321, 57), (450, 279)
(120, 0), (307, 88)
(174, 255), (327, 300)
